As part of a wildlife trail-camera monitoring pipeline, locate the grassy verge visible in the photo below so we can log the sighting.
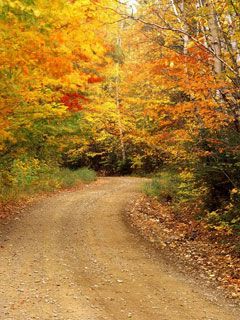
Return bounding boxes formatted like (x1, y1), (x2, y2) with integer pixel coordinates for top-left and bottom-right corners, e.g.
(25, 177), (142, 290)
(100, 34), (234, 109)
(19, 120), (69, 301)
(0, 161), (96, 203)
(143, 170), (201, 204)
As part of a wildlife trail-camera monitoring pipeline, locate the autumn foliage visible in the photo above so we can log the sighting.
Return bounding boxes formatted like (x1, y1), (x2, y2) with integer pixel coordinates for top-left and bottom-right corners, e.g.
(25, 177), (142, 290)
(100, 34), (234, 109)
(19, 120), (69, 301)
(61, 93), (88, 112)
(0, 0), (240, 233)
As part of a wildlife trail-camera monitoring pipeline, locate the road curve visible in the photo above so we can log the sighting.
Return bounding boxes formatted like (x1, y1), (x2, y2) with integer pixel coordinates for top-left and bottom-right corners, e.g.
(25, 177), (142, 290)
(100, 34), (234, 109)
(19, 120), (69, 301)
(0, 177), (239, 320)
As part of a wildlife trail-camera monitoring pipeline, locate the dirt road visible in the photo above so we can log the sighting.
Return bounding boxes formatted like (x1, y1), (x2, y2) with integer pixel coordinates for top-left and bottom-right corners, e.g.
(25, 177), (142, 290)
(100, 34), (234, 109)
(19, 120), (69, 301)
(0, 177), (239, 320)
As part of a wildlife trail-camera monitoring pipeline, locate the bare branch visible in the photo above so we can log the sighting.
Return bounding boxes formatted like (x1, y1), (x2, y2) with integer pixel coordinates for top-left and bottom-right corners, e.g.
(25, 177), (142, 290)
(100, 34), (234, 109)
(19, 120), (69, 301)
(129, 16), (238, 76)
(97, 4), (239, 76)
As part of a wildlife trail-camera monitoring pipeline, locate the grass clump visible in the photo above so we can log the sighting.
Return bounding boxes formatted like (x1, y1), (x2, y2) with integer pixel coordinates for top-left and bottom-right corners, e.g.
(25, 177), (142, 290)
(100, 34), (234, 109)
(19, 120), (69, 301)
(144, 170), (203, 204)
(57, 167), (96, 187)
(0, 157), (96, 202)
(73, 167), (97, 183)
(144, 171), (179, 202)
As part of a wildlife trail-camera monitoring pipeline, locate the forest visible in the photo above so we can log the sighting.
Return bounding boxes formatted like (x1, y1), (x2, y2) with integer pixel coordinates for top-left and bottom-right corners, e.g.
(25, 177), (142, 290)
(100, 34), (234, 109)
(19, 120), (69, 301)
(0, 0), (240, 235)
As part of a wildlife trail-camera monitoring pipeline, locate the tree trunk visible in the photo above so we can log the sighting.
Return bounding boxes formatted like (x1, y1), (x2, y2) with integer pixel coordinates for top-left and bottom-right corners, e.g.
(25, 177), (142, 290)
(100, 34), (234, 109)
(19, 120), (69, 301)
(207, 1), (222, 74)
(115, 26), (126, 163)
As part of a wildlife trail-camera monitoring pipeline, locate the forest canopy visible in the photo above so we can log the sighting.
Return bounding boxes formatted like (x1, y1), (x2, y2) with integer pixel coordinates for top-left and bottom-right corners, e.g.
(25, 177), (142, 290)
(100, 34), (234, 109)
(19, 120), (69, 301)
(0, 0), (240, 232)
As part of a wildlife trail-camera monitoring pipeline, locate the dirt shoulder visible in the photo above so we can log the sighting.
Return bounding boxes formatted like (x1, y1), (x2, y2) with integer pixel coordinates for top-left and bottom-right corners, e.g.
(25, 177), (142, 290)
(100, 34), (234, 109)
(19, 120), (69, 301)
(124, 195), (240, 305)
(0, 177), (239, 320)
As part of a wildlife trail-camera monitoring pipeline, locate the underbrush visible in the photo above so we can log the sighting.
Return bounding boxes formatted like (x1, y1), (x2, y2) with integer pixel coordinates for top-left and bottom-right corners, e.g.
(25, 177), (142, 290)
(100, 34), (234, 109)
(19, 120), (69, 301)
(143, 170), (203, 204)
(143, 170), (240, 236)
(0, 157), (96, 202)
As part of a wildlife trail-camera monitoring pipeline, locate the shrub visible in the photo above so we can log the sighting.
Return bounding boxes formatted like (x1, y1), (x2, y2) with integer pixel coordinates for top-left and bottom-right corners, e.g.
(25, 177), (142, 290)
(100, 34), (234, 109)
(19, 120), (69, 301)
(205, 188), (240, 233)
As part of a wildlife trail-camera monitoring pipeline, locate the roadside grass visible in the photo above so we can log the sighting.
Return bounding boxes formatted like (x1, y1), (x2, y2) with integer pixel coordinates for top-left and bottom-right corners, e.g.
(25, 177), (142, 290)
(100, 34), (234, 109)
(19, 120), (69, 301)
(143, 170), (203, 204)
(0, 164), (96, 203)
(143, 171), (180, 202)
(56, 167), (97, 188)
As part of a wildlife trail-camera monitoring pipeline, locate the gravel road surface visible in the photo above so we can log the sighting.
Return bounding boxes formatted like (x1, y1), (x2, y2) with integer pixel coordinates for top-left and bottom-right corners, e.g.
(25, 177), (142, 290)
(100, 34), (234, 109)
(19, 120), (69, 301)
(0, 177), (239, 320)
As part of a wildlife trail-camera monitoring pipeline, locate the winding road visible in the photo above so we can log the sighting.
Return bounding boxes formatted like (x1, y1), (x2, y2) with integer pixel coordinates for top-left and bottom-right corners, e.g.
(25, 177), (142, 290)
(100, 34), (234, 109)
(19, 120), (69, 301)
(0, 177), (239, 320)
